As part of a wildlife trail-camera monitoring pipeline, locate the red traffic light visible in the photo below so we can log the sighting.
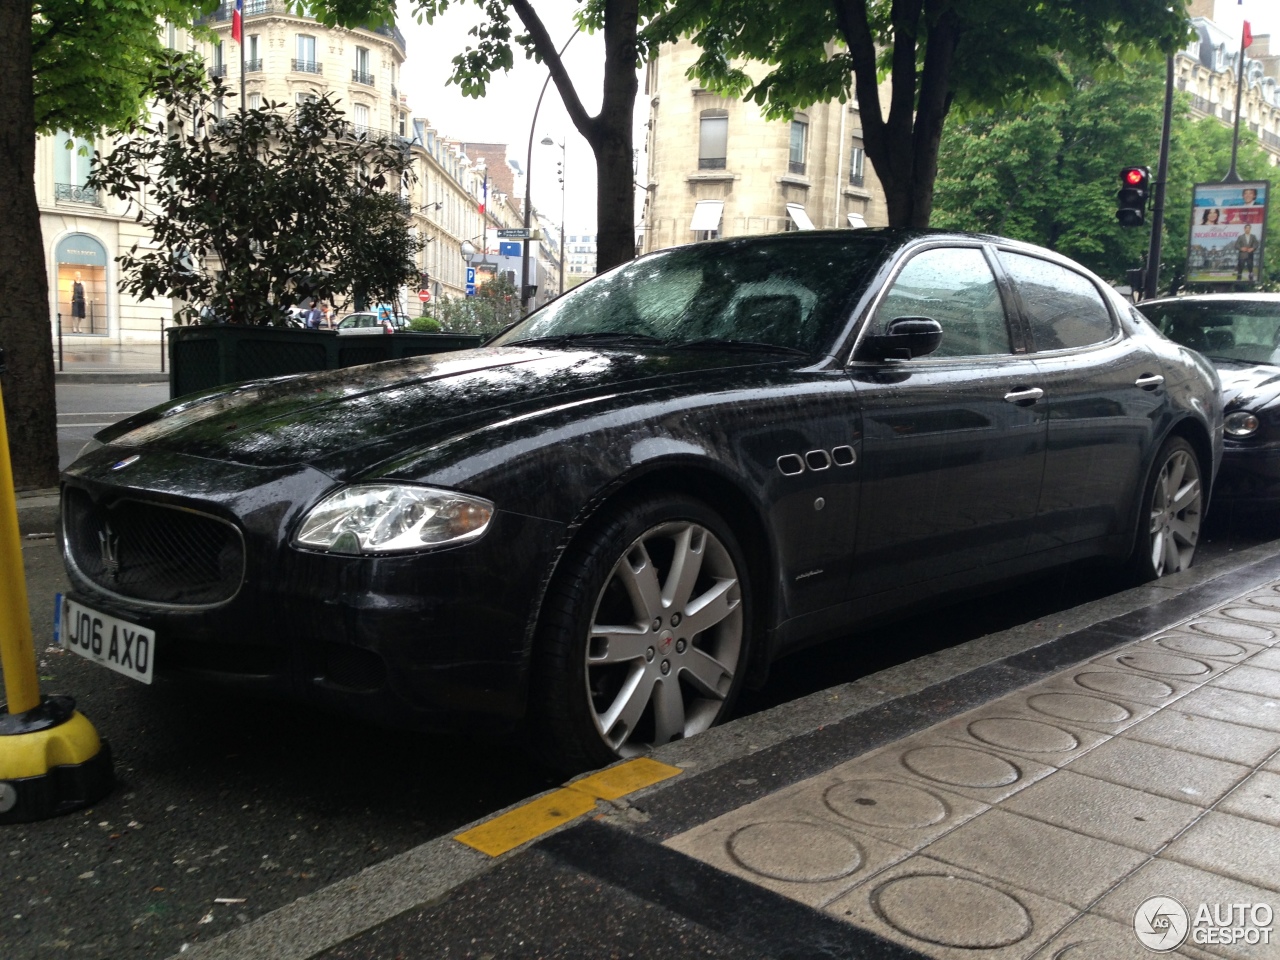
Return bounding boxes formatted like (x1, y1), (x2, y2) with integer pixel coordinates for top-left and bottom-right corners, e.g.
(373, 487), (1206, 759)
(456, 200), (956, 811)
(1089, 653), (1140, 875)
(1123, 167), (1147, 186)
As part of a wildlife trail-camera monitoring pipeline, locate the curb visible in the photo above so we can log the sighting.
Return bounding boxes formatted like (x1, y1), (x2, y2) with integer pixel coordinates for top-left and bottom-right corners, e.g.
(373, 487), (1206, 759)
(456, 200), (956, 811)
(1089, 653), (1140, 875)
(55, 372), (169, 384)
(167, 535), (1280, 960)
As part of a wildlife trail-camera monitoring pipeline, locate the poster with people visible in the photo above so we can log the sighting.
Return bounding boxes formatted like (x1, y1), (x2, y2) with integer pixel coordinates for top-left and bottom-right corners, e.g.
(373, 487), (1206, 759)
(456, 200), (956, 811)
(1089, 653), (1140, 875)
(1187, 181), (1269, 284)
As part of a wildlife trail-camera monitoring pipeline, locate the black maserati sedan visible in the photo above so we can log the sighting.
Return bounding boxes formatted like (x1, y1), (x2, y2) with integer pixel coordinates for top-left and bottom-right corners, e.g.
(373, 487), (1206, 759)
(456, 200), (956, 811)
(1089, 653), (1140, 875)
(1137, 294), (1280, 507)
(59, 230), (1221, 772)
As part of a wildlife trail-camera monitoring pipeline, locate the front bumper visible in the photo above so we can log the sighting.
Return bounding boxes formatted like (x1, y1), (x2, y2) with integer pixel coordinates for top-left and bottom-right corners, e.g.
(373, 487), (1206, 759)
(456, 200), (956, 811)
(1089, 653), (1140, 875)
(1211, 440), (1280, 504)
(60, 451), (566, 732)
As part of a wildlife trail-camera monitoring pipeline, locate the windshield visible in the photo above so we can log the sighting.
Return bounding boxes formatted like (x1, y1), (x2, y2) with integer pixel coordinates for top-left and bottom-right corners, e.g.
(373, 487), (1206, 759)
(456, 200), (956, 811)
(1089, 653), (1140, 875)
(492, 234), (889, 355)
(1139, 299), (1280, 365)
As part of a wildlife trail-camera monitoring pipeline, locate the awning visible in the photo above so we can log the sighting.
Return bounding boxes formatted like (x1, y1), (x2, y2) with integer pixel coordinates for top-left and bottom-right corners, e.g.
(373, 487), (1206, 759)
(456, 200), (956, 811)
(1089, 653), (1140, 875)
(846, 212), (868, 229)
(690, 200), (724, 232)
(786, 203), (815, 230)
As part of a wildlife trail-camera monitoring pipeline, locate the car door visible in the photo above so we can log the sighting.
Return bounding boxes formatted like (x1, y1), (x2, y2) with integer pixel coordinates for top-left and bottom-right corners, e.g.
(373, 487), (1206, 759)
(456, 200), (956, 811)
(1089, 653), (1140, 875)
(848, 243), (1047, 596)
(996, 250), (1163, 552)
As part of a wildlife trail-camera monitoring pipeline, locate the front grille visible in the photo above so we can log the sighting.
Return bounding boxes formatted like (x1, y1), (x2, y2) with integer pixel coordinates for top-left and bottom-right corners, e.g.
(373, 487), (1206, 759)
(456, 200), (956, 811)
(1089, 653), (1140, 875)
(63, 488), (245, 606)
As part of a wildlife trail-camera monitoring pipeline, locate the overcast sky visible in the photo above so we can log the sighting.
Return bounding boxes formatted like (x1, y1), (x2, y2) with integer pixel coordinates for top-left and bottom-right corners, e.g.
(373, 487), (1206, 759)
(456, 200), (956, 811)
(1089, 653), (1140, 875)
(394, 0), (1280, 238)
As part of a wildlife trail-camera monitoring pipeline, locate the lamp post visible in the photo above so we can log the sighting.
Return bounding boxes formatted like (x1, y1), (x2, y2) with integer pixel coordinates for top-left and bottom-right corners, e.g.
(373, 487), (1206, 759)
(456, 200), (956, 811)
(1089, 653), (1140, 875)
(541, 135), (566, 296)
(521, 28), (580, 314)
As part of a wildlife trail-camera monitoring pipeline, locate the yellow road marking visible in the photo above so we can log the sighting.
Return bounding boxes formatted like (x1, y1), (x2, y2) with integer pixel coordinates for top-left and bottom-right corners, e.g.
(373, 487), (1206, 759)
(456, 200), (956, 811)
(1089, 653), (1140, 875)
(454, 758), (683, 857)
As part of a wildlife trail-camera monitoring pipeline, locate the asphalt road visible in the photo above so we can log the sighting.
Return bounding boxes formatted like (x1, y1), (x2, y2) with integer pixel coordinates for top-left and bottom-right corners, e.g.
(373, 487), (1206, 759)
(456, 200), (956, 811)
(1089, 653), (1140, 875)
(57, 383), (171, 471)
(4, 384), (1278, 959)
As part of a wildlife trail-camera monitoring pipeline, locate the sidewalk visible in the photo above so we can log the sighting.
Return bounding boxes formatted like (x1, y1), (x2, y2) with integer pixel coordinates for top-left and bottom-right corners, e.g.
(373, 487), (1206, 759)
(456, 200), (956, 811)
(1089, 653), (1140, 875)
(166, 549), (1280, 960)
(51, 340), (169, 383)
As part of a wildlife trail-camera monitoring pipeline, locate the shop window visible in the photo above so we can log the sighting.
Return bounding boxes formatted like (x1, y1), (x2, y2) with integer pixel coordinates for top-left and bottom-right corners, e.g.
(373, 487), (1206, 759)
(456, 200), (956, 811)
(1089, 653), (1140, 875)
(55, 234), (109, 336)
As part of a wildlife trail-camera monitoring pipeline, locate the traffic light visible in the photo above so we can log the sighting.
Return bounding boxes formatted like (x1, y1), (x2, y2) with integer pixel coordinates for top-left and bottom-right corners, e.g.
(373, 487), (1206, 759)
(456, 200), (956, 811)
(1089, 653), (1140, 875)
(1116, 167), (1151, 227)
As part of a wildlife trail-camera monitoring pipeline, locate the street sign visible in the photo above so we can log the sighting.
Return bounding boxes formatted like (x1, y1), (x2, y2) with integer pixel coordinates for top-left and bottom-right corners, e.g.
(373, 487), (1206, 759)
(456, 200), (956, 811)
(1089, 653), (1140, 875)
(499, 241), (522, 257)
(465, 284), (476, 297)
(418, 289), (431, 303)
(497, 228), (530, 239)
(466, 267), (476, 285)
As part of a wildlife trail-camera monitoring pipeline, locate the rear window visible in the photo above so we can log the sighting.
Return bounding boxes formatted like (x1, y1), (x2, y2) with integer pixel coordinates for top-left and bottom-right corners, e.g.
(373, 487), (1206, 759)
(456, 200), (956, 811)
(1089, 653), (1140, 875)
(999, 252), (1113, 350)
(1138, 299), (1280, 365)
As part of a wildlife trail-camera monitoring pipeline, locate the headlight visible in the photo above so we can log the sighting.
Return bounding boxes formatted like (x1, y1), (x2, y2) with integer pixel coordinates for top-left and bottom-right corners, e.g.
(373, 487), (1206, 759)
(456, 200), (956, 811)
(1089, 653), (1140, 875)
(294, 484), (494, 554)
(1225, 410), (1260, 438)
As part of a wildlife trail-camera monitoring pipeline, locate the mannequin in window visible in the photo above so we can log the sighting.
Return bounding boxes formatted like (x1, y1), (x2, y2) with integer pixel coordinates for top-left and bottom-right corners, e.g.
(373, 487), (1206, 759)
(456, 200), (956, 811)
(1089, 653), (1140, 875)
(71, 271), (86, 333)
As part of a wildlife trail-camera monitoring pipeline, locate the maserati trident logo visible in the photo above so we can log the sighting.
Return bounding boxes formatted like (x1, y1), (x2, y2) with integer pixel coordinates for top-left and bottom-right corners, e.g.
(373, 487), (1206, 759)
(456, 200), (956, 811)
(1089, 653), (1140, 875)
(98, 522), (120, 582)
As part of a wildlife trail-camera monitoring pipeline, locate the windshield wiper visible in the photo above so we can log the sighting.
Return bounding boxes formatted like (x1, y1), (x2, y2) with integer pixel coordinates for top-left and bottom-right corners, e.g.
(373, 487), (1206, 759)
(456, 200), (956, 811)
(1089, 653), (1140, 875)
(513, 332), (668, 347)
(672, 337), (810, 357)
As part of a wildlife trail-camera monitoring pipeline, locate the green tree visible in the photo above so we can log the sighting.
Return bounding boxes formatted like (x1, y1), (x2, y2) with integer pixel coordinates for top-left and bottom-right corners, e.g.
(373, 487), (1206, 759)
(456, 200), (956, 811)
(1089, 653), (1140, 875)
(88, 61), (421, 325)
(2, 0), (390, 488)
(436, 274), (522, 337)
(931, 55), (1166, 280)
(931, 55), (1279, 289)
(657, 0), (1190, 229)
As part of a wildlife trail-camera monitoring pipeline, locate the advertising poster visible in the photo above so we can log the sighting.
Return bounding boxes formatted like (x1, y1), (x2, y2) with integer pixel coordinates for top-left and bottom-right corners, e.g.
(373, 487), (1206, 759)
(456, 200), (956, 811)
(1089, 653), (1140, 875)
(1187, 180), (1270, 284)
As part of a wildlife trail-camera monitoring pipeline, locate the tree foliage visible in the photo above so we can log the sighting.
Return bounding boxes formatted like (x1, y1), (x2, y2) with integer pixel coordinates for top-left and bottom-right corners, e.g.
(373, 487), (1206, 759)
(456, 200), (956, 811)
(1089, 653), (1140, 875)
(657, 0), (1191, 228)
(435, 273), (521, 336)
(931, 54), (1278, 290)
(86, 57), (421, 325)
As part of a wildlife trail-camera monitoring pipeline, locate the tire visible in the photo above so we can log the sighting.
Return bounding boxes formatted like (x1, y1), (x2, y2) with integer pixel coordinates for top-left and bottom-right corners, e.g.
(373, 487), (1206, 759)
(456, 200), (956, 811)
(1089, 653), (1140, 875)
(1127, 436), (1204, 583)
(531, 494), (752, 773)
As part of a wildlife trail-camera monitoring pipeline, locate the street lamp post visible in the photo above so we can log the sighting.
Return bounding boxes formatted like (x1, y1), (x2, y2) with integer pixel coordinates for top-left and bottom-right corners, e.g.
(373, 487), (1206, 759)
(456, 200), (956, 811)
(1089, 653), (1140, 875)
(520, 28), (579, 314)
(542, 135), (566, 296)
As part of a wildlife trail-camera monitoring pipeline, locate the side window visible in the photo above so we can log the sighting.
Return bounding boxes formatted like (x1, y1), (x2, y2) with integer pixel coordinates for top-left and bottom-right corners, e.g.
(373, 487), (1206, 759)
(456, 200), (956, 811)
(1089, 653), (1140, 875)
(999, 252), (1113, 350)
(874, 247), (1012, 358)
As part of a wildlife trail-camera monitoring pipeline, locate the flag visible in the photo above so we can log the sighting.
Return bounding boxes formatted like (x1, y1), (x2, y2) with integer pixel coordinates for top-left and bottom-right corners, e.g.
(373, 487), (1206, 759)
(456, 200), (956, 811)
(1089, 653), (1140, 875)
(478, 177), (487, 215)
(232, 0), (243, 44)
(1243, 20), (1253, 49)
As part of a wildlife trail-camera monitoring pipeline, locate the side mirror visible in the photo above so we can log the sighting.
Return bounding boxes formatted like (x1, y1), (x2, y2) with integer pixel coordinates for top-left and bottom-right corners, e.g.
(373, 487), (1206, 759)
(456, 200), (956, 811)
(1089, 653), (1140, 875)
(858, 317), (943, 361)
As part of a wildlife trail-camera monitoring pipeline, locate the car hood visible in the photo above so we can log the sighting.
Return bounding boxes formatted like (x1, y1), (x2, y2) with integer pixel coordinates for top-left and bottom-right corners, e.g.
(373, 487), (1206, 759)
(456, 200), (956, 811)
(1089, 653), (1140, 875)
(94, 345), (793, 477)
(1212, 359), (1280, 412)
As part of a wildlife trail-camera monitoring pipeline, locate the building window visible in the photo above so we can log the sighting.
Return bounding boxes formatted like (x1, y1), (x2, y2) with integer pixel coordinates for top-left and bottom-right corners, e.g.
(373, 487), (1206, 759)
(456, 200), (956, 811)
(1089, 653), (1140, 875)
(166, 21), (177, 50)
(296, 91), (319, 106)
(354, 103), (369, 133)
(849, 145), (865, 187)
(293, 35), (320, 74)
(353, 46), (373, 85)
(246, 35), (261, 72)
(54, 132), (97, 204)
(210, 41), (225, 78)
(699, 114), (727, 169)
(789, 119), (808, 175)
(247, 92), (262, 110)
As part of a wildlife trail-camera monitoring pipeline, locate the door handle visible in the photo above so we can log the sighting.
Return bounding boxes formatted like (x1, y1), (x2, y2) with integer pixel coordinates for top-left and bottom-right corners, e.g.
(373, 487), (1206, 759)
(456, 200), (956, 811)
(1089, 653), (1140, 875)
(1003, 387), (1044, 405)
(1135, 373), (1165, 390)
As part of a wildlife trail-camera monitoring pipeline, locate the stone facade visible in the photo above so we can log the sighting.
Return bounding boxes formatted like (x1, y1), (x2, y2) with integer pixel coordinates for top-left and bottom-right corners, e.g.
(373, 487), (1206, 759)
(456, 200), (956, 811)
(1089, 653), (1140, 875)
(639, 39), (888, 255)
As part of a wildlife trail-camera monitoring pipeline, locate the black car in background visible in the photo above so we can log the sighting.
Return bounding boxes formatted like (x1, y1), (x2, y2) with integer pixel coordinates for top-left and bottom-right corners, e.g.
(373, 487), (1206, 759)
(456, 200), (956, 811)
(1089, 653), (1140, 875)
(1138, 293), (1280, 506)
(60, 230), (1221, 772)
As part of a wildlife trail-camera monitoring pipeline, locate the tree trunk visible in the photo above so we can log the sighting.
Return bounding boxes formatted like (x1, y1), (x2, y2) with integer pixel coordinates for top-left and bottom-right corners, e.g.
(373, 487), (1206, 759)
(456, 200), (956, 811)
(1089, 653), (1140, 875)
(0, 2), (59, 490)
(592, 0), (639, 273)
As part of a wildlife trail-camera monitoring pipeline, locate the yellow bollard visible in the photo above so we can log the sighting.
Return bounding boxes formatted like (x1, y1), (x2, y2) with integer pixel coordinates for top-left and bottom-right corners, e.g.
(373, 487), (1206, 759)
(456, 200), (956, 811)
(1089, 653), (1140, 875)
(0, 349), (113, 822)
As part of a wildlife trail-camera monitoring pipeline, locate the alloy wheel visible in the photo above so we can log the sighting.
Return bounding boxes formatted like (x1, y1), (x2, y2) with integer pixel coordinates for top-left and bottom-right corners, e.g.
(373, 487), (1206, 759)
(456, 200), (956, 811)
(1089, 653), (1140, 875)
(1148, 447), (1202, 577)
(584, 519), (744, 755)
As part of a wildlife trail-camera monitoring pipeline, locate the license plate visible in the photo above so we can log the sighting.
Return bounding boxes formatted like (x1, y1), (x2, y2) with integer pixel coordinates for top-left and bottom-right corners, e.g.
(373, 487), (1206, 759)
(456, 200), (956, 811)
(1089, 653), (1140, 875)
(57, 594), (155, 684)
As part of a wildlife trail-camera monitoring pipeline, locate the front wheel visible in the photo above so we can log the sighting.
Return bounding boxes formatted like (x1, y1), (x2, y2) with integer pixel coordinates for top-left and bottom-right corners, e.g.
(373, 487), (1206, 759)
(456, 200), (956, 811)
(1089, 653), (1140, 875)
(1128, 436), (1204, 582)
(532, 494), (751, 773)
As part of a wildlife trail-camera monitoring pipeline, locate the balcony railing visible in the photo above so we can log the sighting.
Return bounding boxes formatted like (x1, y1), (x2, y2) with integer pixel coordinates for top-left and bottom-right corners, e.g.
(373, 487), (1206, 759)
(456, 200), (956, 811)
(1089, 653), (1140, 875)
(1263, 130), (1280, 150)
(55, 183), (101, 205)
(292, 59), (322, 74)
(698, 157), (726, 170)
(848, 173), (864, 187)
(209, 63), (227, 78)
(1221, 106), (1234, 122)
(1191, 94), (1212, 114)
(391, 83), (398, 100)
(352, 69), (375, 86)
(245, 58), (263, 72)
(788, 160), (806, 175)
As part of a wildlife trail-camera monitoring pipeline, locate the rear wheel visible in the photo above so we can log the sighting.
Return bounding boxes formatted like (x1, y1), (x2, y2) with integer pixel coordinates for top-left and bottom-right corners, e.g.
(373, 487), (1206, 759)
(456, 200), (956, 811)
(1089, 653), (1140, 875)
(1128, 436), (1203, 582)
(532, 494), (751, 773)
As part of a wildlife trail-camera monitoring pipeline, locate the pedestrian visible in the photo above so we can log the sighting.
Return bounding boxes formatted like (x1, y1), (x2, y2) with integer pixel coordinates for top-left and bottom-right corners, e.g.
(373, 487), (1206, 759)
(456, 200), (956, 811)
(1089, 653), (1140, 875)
(70, 271), (86, 333)
(305, 299), (323, 329)
(320, 303), (332, 328)
(1235, 224), (1259, 282)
